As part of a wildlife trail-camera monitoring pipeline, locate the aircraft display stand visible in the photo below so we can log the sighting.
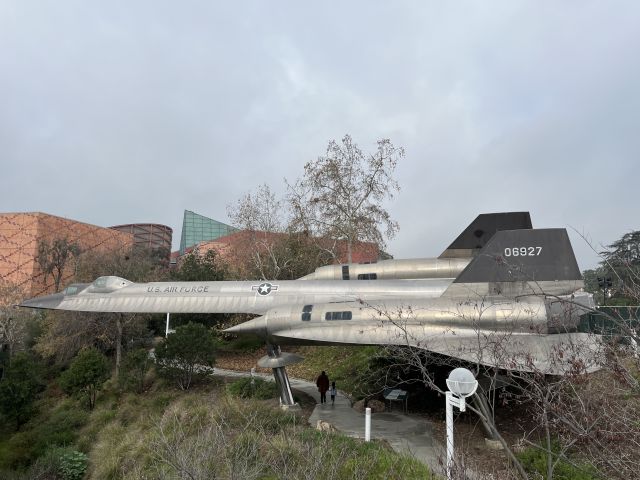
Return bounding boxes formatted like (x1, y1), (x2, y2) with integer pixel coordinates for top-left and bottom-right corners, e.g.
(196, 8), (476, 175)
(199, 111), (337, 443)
(258, 344), (303, 411)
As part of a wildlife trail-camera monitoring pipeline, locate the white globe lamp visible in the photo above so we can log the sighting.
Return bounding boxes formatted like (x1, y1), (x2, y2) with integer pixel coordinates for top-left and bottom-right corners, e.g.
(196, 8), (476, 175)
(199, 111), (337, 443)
(446, 367), (479, 398)
(445, 368), (478, 479)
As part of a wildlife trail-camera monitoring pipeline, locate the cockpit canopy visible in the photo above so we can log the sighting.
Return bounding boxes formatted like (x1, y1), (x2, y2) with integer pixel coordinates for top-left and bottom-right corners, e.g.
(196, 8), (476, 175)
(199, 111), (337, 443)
(87, 276), (132, 293)
(63, 283), (89, 295)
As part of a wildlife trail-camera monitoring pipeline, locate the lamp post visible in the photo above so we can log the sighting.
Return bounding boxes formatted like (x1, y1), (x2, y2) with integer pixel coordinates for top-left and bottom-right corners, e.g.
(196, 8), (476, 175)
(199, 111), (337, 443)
(597, 276), (613, 306)
(445, 368), (478, 479)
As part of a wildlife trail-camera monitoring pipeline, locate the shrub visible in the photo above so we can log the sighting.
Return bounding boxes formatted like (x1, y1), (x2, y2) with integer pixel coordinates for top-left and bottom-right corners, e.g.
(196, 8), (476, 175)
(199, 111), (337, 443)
(58, 449), (88, 480)
(119, 348), (151, 393)
(59, 348), (110, 409)
(517, 444), (598, 480)
(0, 400), (89, 470)
(0, 353), (44, 429)
(226, 377), (278, 400)
(155, 322), (217, 390)
(16, 447), (89, 480)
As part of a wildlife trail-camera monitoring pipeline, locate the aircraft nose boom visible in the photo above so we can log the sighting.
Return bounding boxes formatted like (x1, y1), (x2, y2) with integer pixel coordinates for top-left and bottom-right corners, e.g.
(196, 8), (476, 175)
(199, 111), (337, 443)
(224, 315), (268, 336)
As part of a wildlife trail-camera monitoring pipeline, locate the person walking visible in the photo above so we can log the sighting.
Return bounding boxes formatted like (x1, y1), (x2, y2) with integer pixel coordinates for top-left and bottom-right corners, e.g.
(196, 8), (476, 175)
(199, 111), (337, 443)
(316, 371), (329, 404)
(330, 381), (337, 405)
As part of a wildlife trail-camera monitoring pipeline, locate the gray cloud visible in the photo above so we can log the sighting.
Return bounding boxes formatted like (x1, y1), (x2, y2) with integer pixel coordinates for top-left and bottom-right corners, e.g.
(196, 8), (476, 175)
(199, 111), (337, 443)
(1, 1), (638, 270)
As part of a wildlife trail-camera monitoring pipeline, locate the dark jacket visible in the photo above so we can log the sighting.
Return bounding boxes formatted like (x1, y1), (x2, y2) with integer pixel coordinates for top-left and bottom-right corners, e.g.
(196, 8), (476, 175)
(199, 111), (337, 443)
(316, 373), (329, 393)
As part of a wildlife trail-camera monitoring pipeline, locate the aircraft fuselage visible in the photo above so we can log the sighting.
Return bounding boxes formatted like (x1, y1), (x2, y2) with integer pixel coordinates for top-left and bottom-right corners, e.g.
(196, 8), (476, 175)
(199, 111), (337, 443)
(21, 278), (452, 315)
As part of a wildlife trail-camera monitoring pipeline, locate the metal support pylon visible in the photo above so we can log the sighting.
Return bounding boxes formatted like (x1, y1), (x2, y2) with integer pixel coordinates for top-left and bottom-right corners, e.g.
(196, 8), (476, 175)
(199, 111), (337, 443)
(258, 344), (304, 408)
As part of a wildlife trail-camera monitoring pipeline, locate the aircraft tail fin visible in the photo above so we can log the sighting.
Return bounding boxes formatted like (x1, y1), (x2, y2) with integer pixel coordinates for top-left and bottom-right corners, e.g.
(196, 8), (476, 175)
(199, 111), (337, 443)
(439, 212), (532, 259)
(443, 228), (583, 297)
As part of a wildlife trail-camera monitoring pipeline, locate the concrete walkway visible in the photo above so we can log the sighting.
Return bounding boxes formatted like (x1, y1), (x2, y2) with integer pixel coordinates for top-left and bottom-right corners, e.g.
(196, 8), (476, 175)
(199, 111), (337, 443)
(214, 368), (445, 473)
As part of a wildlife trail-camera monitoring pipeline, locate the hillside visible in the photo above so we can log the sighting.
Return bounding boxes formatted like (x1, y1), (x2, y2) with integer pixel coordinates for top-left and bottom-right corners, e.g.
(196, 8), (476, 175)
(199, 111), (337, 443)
(0, 365), (432, 480)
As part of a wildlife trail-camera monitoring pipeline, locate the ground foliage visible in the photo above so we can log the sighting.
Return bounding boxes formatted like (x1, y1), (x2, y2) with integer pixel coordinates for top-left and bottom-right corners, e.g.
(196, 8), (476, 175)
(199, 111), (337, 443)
(88, 388), (432, 480)
(154, 322), (218, 390)
(285, 345), (383, 398)
(516, 442), (598, 480)
(0, 398), (89, 472)
(0, 352), (44, 429)
(226, 376), (279, 400)
(119, 347), (152, 393)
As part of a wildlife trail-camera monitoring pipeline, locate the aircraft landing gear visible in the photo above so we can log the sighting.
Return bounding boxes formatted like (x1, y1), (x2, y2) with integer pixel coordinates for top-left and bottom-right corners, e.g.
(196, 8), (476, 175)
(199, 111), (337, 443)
(258, 344), (304, 410)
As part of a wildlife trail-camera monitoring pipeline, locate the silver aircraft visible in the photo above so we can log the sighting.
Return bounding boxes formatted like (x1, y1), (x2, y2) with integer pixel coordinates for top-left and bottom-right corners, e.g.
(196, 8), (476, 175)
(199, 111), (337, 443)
(20, 214), (599, 404)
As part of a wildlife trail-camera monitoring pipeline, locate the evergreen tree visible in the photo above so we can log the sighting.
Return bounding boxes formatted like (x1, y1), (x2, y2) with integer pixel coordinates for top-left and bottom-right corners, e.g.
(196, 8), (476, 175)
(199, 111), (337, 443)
(0, 353), (43, 429)
(59, 347), (110, 409)
(155, 322), (217, 390)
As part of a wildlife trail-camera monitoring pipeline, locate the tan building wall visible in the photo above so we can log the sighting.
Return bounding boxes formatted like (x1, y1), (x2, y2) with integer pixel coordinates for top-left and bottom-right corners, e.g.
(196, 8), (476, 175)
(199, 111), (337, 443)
(0, 212), (133, 298)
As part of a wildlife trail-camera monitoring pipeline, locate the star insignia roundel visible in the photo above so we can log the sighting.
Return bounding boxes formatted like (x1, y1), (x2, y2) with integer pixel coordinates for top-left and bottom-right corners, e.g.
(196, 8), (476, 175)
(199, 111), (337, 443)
(252, 282), (279, 296)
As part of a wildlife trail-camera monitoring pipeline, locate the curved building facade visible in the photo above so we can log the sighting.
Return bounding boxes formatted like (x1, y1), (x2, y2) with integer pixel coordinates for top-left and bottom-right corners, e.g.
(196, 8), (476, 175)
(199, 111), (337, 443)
(109, 223), (173, 251)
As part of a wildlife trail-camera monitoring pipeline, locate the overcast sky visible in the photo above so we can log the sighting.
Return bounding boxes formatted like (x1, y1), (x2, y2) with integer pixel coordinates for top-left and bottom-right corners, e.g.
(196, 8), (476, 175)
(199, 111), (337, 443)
(1, 1), (638, 270)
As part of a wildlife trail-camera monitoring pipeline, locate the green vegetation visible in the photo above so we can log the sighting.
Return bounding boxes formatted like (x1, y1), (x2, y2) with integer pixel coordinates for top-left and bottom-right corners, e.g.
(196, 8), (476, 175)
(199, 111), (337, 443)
(288, 345), (383, 397)
(59, 347), (110, 409)
(0, 398), (89, 471)
(58, 449), (89, 480)
(226, 377), (279, 399)
(0, 353), (43, 429)
(0, 446), (88, 480)
(582, 229), (640, 305)
(220, 332), (264, 352)
(170, 249), (226, 282)
(0, 363), (434, 480)
(155, 322), (218, 390)
(85, 389), (432, 479)
(517, 443), (598, 480)
(119, 347), (152, 393)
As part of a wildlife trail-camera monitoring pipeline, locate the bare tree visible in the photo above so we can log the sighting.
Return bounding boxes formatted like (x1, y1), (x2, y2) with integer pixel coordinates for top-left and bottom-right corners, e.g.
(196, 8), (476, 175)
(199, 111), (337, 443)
(0, 281), (31, 373)
(287, 134), (402, 262)
(76, 246), (163, 375)
(360, 287), (640, 480)
(227, 184), (335, 280)
(227, 183), (286, 234)
(35, 238), (81, 292)
(366, 303), (531, 479)
(354, 287), (632, 478)
(227, 184), (289, 279)
(34, 246), (161, 369)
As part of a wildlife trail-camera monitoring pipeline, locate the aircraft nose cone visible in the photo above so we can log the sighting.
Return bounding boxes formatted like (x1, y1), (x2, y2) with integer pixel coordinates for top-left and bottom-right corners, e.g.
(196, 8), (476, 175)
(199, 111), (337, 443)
(20, 292), (65, 310)
(224, 316), (268, 336)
